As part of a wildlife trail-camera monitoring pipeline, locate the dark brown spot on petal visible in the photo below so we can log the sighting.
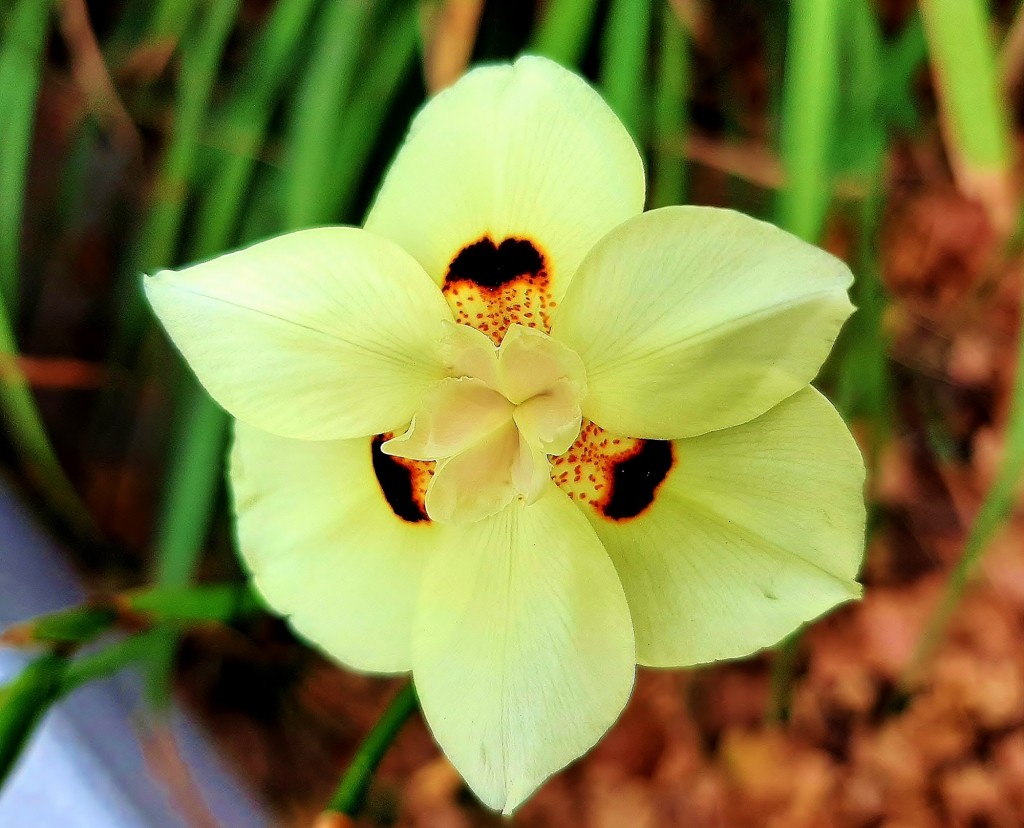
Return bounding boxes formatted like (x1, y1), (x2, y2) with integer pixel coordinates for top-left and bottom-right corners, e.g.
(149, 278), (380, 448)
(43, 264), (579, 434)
(443, 236), (556, 344)
(370, 435), (431, 523)
(446, 236), (544, 289)
(552, 420), (675, 521)
(601, 439), (674, 521)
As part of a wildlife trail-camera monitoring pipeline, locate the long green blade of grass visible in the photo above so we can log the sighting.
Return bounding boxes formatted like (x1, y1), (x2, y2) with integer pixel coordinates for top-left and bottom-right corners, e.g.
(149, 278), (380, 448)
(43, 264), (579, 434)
(599, 0), (653, 141)
(140, 0), (241, 708)
(324, 1), (422, 224)
(0, 654), (66, 788)
(0, 0), (94, 535)
(767, 0), (890, 722)
(120, 0), (241, 342)
(150, 0), (201, 39)
(920, 0), (1011, 171)
(904, 309), (1024, 686)
(881, 12), (927, 131)
(775, 0), (844, 241)
(530, 0), (598, 67)
(651, 5), (690, 208)
(834, 0), (891, 440)
(194, 0), (320, 252)
(899, 0), (1020, 688)
(0, 0), (50, 313)
(324, 682), (419, 816)
(151, 392), (228, 593)
(0, 312), (94, 536)
(920, 0), (1015, 230)
(282, 0), (372, 229)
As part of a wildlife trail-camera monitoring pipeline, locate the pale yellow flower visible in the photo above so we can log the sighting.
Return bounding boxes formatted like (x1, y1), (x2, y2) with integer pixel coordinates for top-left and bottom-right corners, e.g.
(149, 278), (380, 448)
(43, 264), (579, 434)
(144, 56), (865, 812)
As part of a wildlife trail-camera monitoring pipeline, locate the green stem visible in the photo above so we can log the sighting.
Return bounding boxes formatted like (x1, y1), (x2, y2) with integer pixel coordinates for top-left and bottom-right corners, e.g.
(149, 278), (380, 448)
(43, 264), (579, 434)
(58, 630), (166, 696)
(325, 682), (418, 816)
(901, 169), (1024, 688)
(0, 630), (169, 792)
(0, 653), (65, 787)
(765, 629), (802, 723)
(902, 455), (1024, 687)
(2, 584), (262, 648)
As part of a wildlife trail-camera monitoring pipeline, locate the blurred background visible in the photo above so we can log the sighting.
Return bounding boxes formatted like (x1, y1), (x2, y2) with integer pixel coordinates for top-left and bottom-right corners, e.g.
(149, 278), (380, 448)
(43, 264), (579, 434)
(1, 0), (1024, 825)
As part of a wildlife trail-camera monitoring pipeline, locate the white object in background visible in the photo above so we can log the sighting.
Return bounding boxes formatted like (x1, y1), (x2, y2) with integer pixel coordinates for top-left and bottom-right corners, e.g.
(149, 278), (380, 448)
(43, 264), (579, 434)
(0, 481), (270, 828)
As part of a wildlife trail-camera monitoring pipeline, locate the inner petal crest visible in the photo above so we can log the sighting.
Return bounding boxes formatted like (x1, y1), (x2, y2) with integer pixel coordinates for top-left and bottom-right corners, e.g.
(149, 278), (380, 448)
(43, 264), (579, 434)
(384, 324), (586, 523)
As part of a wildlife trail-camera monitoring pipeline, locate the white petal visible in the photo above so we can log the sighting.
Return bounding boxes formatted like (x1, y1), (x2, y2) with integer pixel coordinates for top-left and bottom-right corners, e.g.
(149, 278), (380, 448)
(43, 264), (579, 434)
(230, 422), (440, 673)
(513, 380), (583, 456)
(423, 421), (521, 523)
(145, 227), (453, 441)
(383, 377), (511, 461)
(364, 55), (644, 301)
(496, 323), (586, 405)
(441, 321), (499, 386)
(413, 484), (635, 812)
(552, 207), (855, 439)
(577, 387), (865, 667)
(511, 434), (552, 505)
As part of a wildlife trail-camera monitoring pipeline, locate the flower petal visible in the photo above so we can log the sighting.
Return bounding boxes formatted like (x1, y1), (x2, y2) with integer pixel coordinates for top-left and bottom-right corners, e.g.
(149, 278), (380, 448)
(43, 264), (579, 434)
(364, 55), (645, 303)
(383, 377), (511, 461)
(145, 227), (453, 441)
(423, 420), (521, 523)
(413, 484), (635, 812)
(230, 422), (441, 673)
(496, 324), (586, 405)
(576, 387), (865, 667)
(513, 380), (582, 456)
(551, 207), (855, 439)
(441, 321), (499, 386)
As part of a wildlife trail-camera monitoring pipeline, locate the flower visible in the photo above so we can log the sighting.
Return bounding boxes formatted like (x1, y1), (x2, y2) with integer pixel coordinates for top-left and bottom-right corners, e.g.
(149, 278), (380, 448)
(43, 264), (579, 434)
(144, 56), (865, 812)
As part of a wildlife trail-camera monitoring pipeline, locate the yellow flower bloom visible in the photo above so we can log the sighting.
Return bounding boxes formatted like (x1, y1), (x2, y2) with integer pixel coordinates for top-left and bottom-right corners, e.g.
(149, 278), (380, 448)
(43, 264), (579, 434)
(144, 56), (865, 812)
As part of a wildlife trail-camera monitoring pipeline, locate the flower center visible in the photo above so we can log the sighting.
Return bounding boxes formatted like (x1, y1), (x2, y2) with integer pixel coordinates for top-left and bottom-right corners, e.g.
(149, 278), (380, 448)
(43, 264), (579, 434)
(382, 322), (586, 523)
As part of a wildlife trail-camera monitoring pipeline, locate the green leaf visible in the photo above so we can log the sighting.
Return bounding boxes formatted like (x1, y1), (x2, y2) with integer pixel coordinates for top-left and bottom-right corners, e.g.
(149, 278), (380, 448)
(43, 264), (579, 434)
(599, 0), (653, 141)
(651, 5), (690, 208)
(0, 654), (66, 787)
(775, 0), (844, 241)
(529, 0), (598, 67)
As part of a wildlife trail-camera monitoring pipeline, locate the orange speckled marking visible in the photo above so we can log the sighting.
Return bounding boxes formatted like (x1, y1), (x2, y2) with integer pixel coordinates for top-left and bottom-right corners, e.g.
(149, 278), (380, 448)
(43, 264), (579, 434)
(442, 235), (556, 345)
(370, 434), (434, 524)
(553, 420), (675, 521)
